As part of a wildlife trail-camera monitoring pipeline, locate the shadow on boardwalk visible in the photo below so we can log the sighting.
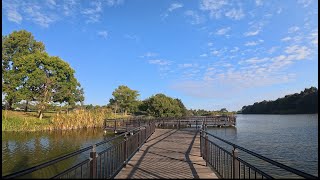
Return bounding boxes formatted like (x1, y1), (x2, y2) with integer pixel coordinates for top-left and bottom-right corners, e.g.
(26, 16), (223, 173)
(115, 129), (218, 179)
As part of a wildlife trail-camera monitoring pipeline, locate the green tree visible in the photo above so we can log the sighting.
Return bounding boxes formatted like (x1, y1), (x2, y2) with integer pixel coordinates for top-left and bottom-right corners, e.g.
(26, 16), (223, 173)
(108, 85), (139, 115)
(15, 52), (83, 119)
(2, 30), (45, 110)
(142, 93), (187, 118)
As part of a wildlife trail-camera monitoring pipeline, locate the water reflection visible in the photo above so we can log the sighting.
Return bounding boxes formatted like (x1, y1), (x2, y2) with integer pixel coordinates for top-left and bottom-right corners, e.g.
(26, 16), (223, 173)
(2, 128), (114, 177)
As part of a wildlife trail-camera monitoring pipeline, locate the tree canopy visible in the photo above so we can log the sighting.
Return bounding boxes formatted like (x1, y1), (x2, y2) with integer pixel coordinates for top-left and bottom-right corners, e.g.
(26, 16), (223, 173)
(239, 87), (318, 114)
(141, 93), (187, 118)
(2, 30), (84, 119)
(108, 85), (139, 115)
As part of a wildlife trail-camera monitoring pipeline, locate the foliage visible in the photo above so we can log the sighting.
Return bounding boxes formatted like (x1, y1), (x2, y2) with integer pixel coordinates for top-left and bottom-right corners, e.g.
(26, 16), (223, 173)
(141, 93), (187, 118)
(239, 87), (318, 114)
(2, 30), (45, 109)
(108, 85), (139, 115)
(2, 30), (84, 119)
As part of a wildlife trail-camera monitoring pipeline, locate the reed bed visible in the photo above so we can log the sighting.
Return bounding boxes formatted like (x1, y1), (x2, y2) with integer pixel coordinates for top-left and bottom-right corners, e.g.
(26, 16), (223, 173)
(2, 109), (129, 131)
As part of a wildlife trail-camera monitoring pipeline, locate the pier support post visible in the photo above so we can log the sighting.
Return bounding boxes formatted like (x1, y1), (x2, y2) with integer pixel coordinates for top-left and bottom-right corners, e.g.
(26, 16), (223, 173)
(90, 145), (97, 179)
(232, 148), (239, 179)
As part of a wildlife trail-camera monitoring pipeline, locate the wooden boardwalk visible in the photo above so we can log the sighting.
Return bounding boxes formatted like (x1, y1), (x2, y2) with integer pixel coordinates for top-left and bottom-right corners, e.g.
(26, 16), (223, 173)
(115, 129), (219, 179)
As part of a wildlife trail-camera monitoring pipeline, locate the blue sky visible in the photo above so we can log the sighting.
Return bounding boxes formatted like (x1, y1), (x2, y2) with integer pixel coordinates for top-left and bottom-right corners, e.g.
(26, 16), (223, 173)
(2, 0), (318, 111)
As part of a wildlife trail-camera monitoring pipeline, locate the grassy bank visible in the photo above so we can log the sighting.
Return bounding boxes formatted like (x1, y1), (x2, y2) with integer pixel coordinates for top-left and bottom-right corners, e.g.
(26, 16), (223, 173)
(2, 109), (128, 132)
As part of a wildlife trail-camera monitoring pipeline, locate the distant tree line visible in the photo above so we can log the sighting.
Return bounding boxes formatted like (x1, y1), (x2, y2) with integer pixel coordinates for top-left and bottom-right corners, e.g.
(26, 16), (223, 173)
(239, 87), (318, 114)
(188, 108), (235, 116)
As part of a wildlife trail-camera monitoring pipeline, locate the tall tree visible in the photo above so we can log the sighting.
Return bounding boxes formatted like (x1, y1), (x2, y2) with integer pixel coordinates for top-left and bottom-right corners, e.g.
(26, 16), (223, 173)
(109, 85), (139, 115)
(2, 30), (45, 109)
(15, 52), (83, 119)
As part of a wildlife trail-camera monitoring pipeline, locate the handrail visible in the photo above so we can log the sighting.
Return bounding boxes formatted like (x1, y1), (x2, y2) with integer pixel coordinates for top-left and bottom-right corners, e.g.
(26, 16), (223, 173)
(200, 129), (318, 179)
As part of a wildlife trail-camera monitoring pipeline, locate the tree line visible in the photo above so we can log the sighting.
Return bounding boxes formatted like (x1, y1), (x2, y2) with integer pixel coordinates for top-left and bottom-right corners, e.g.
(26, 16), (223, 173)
(239, 87), (318, 114)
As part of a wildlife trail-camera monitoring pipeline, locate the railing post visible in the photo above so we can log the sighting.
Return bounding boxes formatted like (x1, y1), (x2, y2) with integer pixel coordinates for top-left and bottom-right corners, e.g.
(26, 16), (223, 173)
(144, 127), (147, 142)
(90, 145), (97, 179)
(137, 128), (140, 151)
(178, 120), (180, 129)
(123, 133), (128, 167)
(114, 120), (116, 132)
(232, 148), (239, 179)
(205, 133), (208, 166)
(200, 130), (202, 157)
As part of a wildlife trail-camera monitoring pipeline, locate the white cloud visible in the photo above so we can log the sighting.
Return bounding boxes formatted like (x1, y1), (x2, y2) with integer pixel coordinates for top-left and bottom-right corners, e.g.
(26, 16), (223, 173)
(297, 0), (313, 7)
(268, 46), (279, 54)
(244, 30), (260, 36)
(105, 0), (124, 7)
(200, 53), (208, 57)
(230, 47), (239, 53)
(277, 8), (282, 14)
(5, 4), (23, 24)
(255, 0), (263, 6)
(288, 26), (300, 33)
(179, 63), (196, 68)
(81, 1), (103, 23)
(124, 34), (139, 42)
(97, 30), (108, 39)
(284, 45), (311, 60)
(199, 0), (228, 19)
(148, 59), (171, 66)
(281, 36), (292, 42)
(24, 5), (56, 27)
(168, 3), (183, 12)
(309, 29), (318, 45)
(141, 52), (158, 58)
(225, 8), (245, 20)
(216, 27), (231, 35)
(184, 10), (205, 25)
(208, 42), (213, 46)
(245, 40), (263, 46)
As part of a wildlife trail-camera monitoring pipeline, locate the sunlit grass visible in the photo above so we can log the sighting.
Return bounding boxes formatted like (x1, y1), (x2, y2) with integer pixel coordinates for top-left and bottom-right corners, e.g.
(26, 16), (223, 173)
(2, 109), (129, 131)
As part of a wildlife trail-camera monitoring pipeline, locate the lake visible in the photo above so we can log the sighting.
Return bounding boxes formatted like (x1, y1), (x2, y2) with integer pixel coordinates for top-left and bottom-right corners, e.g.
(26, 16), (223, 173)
(2, 114), (318, 178)
(206, 114), (318, 178)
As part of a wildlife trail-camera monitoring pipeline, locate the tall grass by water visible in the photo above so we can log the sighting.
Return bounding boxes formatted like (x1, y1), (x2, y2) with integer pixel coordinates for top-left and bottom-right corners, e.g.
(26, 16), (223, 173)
(2, 109), (128, 132)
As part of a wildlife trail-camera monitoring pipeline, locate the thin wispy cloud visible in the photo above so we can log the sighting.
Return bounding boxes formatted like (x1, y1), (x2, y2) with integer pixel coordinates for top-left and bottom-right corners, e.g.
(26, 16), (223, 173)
(225, 8), (245, 20)
(148, 59), (171, 66)
(97, 30), (108, 39)
(215, 27), (231, 35)
(184, 10), (205, 25)
(140, 52), (158, 58)
(168, 3), (183, 12)
(244, 30), (260, 36)
(245, 40), (263, 46)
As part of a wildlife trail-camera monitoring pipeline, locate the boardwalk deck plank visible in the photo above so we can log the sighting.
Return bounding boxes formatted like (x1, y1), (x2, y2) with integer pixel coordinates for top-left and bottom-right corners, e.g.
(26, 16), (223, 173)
(115, 129), (219, 179)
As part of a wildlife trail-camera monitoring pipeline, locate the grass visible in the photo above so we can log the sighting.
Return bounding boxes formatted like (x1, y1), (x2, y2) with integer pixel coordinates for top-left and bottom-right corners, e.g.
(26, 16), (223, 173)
(2, 109), (129, 132)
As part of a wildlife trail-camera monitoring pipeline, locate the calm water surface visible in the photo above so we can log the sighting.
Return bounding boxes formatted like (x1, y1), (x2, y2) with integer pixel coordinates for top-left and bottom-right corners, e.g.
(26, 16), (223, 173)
(207, 114), (318, 178)
(2, 128), (115, 177)
(2, 114), (318, 178)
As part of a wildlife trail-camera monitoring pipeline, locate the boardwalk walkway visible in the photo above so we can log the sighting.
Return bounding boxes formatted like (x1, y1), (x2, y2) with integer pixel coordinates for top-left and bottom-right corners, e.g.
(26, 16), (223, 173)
(115, 129), (219, 179)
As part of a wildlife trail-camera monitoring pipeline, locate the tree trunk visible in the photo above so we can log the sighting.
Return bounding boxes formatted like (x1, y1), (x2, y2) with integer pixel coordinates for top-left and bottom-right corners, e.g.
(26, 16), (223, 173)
(125, 110), (127, 116)
(24, 100), (29, 112)
(38, 110), (43, 120)
(6, 99), (13, 110)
